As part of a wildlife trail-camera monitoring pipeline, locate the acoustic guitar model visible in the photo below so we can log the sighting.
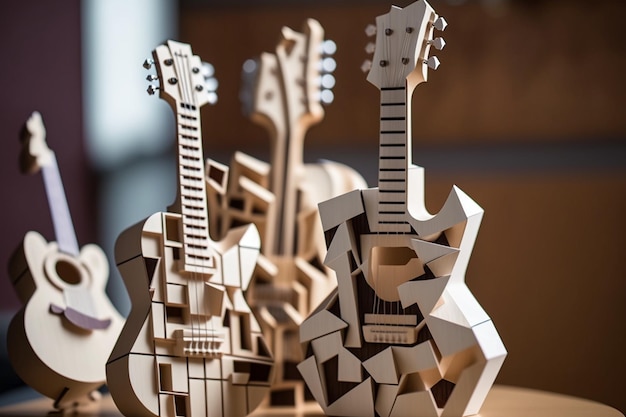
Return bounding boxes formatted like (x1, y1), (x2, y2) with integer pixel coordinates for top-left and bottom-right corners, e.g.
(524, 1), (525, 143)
(298, 2), (507, 416)
(7, 111), (124, 410)
(205, 19), (367, 407)
(106, 40), (273, 417)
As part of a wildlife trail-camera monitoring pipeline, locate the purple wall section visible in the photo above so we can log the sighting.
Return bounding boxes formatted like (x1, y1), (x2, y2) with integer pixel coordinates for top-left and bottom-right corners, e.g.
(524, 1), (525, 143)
(0, 1), (96, 312)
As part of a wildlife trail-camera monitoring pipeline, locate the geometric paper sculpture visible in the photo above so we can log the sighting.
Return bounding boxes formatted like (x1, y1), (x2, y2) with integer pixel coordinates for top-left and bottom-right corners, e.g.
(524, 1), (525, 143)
(298, 2), (507, 416)
(106, 40), (273, 417)
(206, 19), (367, 408)
(7, 112), (124, 411)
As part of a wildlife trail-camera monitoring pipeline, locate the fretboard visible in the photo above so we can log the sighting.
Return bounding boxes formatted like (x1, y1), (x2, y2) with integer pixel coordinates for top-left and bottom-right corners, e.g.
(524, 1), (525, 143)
(175, 103), (213, 270)
(41, 156), (80, 256)
(376, 87), (411, 233)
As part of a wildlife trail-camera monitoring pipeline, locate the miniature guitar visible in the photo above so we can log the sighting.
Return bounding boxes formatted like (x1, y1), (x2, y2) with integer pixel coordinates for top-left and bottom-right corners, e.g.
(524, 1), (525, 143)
(298, 2), (507, 416)
(7, 111), (124, 410)
(206, 19), (366, 407)
(106, 40), (273, 417)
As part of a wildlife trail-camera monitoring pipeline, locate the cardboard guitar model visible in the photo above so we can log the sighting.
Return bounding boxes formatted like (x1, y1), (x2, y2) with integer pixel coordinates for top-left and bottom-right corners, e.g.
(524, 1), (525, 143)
(106, 40), (274, 417)
(205, 19), (367, 408)
(297, 2), (507, 416)
(7, 111), (124, 410)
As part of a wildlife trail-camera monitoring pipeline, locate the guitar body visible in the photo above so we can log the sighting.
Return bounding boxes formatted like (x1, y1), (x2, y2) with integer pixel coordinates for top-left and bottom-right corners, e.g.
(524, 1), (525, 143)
(8, 231), (124, 409)
(6, 111), (123, 410)
(206, 19), (367, 408)
(108, 213), (273, 417)
(207, 135), (367, 409)
(106, 40), (273, 417)
(298, 2), (506, 416)
(299, 175), (507, 417)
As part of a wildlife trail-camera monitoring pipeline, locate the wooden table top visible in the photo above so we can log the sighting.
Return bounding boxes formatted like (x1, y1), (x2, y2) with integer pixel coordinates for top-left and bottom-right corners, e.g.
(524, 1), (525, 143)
(0, 385), (622, 417)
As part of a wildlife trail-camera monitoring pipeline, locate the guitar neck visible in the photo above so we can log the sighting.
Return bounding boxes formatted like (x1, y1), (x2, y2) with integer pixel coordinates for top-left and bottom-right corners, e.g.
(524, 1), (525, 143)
(376, 86), (412, 233)
(41, 155), (80, 256)
(171, 105), (214, 270)
(270, 123), (306, 257)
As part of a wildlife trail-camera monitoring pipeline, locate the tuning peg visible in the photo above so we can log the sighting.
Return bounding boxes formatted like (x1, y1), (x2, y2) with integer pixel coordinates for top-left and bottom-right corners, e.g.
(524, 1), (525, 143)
(321, 57), (337, 73)
(365, 24), (376, 37)
(320, 89), (334, 105)
(143, 58), (154, 69)
(242, 59), (257, 75)
(424, 56), (441, 70)
(361, 59), (372, 73)
(321, 73), (336, 90)
(201, 62), (215, 79)
(428, 37), (446, 51)
(204, 77), (218, 93)
(147, 85), (159, 95)
(321, 39), (337, 56)
(365, 42), (376, 54)
(434, 16), (448, 31)
(206, 91), (218, 105)
(146, 74), (159, 82)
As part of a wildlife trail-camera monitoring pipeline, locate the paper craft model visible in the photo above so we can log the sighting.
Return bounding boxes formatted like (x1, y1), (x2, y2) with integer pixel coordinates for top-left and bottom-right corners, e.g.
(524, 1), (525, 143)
(106, 40), (273, 417)
(297, 2), (507, 416)
(205, 19), (367, 408)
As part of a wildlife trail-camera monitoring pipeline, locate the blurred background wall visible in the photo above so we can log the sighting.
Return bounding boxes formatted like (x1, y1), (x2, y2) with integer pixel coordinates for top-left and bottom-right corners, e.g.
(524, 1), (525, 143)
(0, 0), (624, 412)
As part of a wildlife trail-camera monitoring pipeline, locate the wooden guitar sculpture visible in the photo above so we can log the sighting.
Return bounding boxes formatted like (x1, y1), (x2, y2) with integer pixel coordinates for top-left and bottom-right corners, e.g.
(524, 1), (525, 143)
(7, 111), (124, 410)
(297, 2), (507, 416)
(205, 19), (367, 407)
(106, 40), (273, 417)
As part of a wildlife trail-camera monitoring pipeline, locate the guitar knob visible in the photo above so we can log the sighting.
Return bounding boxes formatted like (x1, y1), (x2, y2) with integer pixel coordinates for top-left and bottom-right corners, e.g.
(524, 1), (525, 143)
(361, 59), (372, 73)
(147, 85), (159, 95)
(365, 42), (376, 54)
(365, 23), (377, 37)
(146, 74), (159, 82)
(434, 16), (448, 31)
(143, 58), (154, 69)
(424, 56), (441, 70)
(428, 37), (446, 51)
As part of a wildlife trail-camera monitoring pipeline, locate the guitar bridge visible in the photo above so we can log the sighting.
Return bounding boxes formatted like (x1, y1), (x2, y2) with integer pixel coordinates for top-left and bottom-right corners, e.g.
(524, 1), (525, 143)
(173, 328), (225, 358)
(362, 314), (421, 345)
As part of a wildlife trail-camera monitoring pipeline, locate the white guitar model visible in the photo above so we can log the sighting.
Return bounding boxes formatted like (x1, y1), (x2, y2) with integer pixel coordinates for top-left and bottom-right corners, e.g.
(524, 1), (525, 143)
(206, 19), (367, 408)
(7, 111), (124, 410)
(298, 2), (507, 416)
(106, 40), (273, 417)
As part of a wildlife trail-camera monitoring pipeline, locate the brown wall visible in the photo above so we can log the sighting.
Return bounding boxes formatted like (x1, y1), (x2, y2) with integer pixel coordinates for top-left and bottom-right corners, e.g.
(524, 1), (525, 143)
(178, 0), (626, 413)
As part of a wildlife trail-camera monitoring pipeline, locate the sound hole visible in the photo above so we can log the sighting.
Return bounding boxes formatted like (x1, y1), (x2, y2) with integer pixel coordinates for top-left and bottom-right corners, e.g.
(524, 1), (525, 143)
(55, 259), (82, 285)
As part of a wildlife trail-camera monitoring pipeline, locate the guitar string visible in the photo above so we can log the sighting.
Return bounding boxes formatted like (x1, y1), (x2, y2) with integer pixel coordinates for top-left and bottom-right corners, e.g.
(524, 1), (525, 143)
(179, 49), (203, 356)
(186, 51), (211, 356)
(176, 50), (195, 354)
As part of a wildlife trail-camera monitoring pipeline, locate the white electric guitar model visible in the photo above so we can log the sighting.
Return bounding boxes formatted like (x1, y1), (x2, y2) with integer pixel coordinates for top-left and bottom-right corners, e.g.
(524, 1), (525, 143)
(298, 2), (507, 416)
(7, 111), (124, 410)
(106, 40), (274, 417)
(205, 19), (367, 408)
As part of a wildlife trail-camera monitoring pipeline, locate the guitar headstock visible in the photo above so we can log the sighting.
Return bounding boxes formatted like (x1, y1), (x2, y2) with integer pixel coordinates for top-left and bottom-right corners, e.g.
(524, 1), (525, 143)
(19, 111), (53, 174)
(363, 0), (446, 90)
(241, 19), (336, 129)
(144, 40), (218, 109)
